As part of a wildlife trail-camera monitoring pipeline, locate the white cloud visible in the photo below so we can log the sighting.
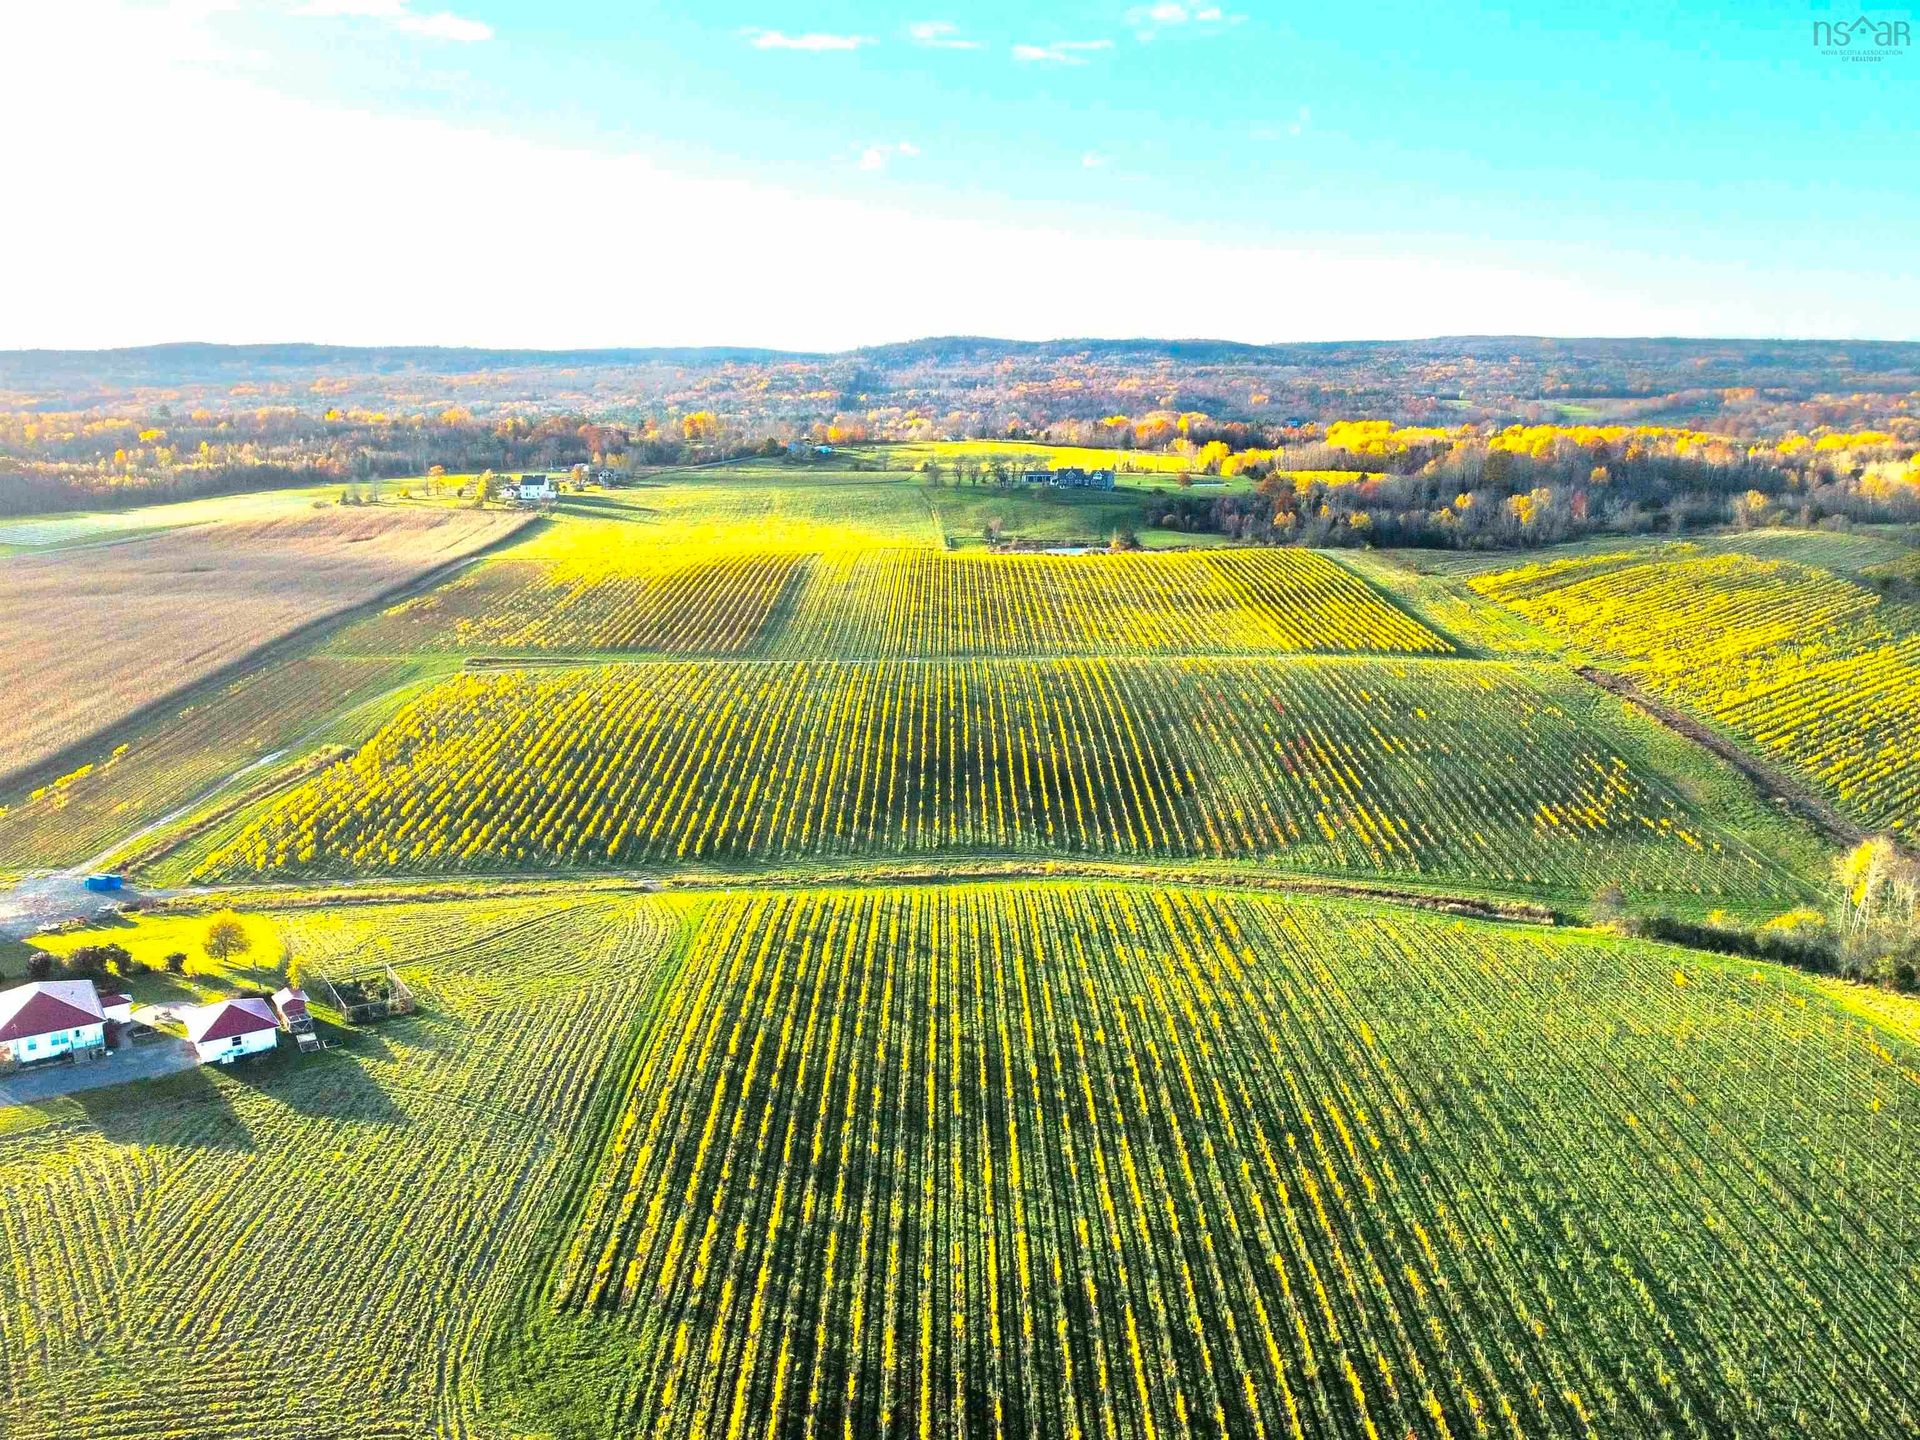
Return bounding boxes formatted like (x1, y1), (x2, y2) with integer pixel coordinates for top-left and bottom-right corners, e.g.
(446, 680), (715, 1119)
(743, 28), (871, 51)
(295, 0), (492, 42)
(1082, 151), (1109, 168)
(908, 20), (979, 49)
(1125, 3), (1240, 39)
(860, 140), (921, 171)
(1012, 39), (1113, 64)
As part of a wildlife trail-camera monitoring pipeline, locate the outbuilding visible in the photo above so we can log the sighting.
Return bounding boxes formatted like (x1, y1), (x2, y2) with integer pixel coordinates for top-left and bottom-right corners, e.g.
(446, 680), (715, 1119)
(0, 980), (107, 1066)
(182, 998), (280, 1065)
(96, 990), (134, 1025)
(272, 986), (322, 1052)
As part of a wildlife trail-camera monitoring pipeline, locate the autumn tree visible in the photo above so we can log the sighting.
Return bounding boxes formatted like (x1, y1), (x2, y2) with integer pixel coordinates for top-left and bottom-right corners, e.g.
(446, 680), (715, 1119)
(204, 915), (251, 967)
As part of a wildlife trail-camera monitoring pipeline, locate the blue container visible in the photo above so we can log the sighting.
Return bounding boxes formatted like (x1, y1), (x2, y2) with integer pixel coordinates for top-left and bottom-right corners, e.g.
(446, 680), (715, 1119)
(82, 874), (124, 893)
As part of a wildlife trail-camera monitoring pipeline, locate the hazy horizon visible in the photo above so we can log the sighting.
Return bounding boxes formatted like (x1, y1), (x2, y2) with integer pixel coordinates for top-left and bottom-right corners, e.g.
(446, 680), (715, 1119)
(7, 331), (1920, 358)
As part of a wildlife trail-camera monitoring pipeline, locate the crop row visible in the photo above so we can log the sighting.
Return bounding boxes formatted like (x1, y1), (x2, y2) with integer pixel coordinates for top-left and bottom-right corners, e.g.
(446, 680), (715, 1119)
(341, 546), (1451, 659)
(767, 547), (1452, 657)
(0, 656), (413, 872)
(355, 553), (807, 655)
(0, 896), (677, 1440)
(1475, 552), (1920, 836)
(560, 882), (1920, 1438)
(197, 657), (1802, 903)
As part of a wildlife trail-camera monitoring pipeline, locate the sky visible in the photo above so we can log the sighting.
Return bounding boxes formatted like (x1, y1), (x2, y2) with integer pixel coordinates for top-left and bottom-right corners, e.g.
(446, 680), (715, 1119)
(1, 0), (1915, 349)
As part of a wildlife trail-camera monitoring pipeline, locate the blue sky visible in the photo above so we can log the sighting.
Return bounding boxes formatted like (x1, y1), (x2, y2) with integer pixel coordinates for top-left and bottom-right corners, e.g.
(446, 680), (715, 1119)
(2, 0), (1914, 347)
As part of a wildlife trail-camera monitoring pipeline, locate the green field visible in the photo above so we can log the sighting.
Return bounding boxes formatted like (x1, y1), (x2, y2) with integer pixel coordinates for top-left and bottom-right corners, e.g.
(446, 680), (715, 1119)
(0, 894), (678, 1440)
(5, 884), (1917, 1439)
(528, 883), (1920, 1439)
(190, 656), (1817, 910)
(2, 463), (1914, 1439)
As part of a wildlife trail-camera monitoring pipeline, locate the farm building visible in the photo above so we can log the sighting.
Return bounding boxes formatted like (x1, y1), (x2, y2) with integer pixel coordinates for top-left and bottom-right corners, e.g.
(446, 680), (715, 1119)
(182, 997), (280, 1065)
(96, 990), (133, 1025)
(273, 986), (322, 1052)
(513, 474), (557, 502)
(0, 980), (107, 1066)
(271, 986), (310, 1030)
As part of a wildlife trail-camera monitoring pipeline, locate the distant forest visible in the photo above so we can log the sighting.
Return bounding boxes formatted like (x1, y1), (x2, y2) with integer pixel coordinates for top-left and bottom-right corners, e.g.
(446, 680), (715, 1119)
(3, 337), (1916, 546)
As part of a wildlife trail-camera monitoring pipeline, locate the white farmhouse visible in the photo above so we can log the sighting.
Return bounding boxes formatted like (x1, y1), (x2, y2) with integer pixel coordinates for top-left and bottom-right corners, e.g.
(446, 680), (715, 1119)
(0, 980), (107, 1066)
(513, 473), (557, 503)
(183, 997), (280, 1065)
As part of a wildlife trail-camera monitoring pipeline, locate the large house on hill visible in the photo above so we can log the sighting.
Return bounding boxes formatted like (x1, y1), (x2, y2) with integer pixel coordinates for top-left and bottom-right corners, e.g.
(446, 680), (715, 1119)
(1017, 466), (1117, 490)
(0, 980), (107, 1066)
(183, 998), (280, 1065)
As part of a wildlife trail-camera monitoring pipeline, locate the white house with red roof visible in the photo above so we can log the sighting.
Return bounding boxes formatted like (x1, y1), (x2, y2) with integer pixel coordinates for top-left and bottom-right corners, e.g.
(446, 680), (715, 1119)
(0, 980), (107, 1066)
(182, 997), (280, 1065)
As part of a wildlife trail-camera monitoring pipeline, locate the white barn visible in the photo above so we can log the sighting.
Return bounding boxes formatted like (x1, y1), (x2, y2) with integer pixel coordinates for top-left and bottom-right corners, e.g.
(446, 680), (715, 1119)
(0, 980), (107, 1066)
(183, 998), (280, 1065)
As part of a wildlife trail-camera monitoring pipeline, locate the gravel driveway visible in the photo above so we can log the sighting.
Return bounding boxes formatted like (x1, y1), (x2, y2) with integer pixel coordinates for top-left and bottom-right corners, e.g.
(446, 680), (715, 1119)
(0, 1035), (197, 1106)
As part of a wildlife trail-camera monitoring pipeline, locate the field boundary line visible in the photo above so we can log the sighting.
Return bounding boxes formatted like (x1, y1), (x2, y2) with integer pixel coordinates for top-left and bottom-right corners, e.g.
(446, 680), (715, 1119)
(160, 861), (1566, 926)
(0, 512), (536, 805)
(1573, 664), (1913, 861)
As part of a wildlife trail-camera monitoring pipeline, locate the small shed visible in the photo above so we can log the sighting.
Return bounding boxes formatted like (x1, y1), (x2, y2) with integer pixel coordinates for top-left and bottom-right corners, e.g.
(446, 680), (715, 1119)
(96, 990), (134, 1025)
(182, 998), (280, 1065)
(273, 986), (322, 1052)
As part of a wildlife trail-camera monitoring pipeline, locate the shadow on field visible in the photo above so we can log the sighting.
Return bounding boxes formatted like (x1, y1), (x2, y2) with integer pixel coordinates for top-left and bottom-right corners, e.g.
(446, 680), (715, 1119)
(332, 1011), (458, 1062)
(221, 1040), (412, 1129)
(558, 495), (659, 522)
(74, 1066), (255, 1153)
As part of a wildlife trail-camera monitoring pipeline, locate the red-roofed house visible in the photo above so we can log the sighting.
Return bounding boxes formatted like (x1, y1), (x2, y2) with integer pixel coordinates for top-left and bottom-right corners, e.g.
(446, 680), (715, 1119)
(182, 997), (280, 1065)
(0, 980), (107, 1066)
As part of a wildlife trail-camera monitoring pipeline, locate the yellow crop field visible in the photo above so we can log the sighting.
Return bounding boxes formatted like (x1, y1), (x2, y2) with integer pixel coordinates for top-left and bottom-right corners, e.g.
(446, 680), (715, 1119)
(1475, 551), (1920, 837)
(771, 548), (1450, 657)
(342, 545), (1450, 659)
(196, 656), (1808, 905)
(357, 552), (806, 655)
(539, 883), (1920, 1439)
